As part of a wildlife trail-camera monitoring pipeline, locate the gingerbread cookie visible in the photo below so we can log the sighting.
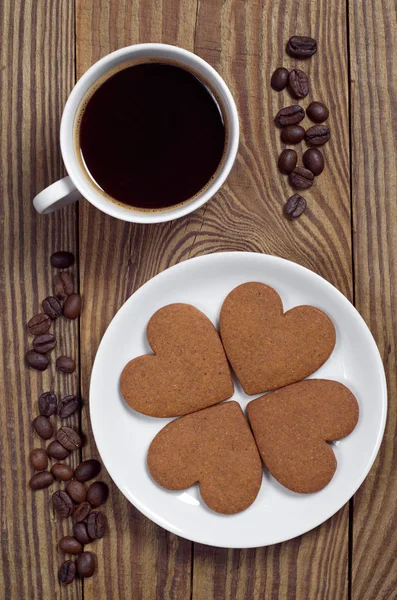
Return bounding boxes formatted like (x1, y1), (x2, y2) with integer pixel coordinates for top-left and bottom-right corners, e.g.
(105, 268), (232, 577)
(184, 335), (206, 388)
(120, 303), (234, 417)
(220, 282), (336, 394)
(147, 401), (262, 514)
(247, 379), (359, 493)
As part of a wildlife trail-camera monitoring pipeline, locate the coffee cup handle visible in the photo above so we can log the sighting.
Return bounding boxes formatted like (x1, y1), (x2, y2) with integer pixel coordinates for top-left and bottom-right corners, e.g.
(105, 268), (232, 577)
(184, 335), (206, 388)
(33, 176), (83, 214)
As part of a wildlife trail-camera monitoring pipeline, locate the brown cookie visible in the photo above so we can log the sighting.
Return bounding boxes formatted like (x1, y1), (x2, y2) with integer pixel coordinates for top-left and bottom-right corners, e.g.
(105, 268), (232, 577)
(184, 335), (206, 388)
(220, 282), (336, 394)
(147, 401), (262, 514)
(247, 379), (359, 493)
(120, 303), (234, 417)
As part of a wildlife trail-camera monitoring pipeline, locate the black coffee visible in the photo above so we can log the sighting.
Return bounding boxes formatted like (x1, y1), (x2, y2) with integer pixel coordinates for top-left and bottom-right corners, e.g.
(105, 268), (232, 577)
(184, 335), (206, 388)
(78, 63), (226, 210)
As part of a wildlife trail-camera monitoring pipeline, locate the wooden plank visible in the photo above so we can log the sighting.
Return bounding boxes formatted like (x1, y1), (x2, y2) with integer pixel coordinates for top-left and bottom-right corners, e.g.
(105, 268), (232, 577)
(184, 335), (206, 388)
(349, 1), (397, 598)
(76, 0), (352, 598)
(0, 0), (79, 598)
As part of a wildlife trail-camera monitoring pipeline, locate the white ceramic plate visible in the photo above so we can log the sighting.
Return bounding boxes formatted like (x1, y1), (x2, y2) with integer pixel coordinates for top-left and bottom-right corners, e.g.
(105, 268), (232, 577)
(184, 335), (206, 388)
(90, 252), (387, 548)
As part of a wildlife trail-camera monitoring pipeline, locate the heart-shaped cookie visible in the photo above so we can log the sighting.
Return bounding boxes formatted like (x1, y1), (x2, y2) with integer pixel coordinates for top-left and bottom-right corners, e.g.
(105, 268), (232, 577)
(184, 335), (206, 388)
(120, 304), (234, 417)
(220, 282), (336, 394)
(247, 379), (359, 493)
(147, 401), (262, 514)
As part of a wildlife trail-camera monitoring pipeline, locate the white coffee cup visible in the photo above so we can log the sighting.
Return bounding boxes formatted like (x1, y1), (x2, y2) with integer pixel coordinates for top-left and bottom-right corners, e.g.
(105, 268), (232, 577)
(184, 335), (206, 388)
(33, 43), (239, 224)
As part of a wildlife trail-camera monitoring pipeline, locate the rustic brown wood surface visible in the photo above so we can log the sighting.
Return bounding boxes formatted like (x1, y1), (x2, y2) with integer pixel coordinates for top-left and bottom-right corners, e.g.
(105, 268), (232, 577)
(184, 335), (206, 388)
(0, 0), (395, 598)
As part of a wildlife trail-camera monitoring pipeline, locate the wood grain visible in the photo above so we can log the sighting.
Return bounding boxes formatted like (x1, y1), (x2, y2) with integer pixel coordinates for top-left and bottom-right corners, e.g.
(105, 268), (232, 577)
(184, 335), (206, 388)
(0, 0), (79, 598)
(350, 1), (397, 599)
(76, 1), (352, 599)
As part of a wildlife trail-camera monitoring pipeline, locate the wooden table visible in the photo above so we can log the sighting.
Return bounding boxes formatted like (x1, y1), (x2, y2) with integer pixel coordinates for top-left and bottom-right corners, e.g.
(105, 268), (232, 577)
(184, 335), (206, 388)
(1, 1), (396, 598)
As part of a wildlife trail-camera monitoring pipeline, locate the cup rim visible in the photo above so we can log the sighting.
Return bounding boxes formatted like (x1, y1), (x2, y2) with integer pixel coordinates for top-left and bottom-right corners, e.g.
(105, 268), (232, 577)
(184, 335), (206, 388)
(60, 43), (239, 224)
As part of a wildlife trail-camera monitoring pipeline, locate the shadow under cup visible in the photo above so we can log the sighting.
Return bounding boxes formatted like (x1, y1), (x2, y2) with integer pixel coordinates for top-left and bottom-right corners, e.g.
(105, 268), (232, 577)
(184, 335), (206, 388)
(73, 58), (231, 214)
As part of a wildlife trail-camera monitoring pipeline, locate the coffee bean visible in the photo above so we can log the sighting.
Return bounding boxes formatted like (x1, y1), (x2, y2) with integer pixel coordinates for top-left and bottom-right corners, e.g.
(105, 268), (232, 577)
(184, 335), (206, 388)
(74, 460), (102, 483)
(280, 125), (305, 144)
(275, 105), (305, 127)
(58, 395), (79, 419)
(303, 148), (325, 175)
(59, 536), (83, 555)
(33, 333), (56, 354)
(54, 272), (74, 298)
(66, 480), (87, 504)
(52, 490), (74, 518)
(288, 69), (309, 99)
(28, 313), (51, 336)
(270, 67), (289, 91)
(52, 463), (74, 481)
(305, 124), (330, 146)
(26, 350), (49, 371)
(63, 293), (82, 320)
(47, 440), (70, 460)
(284, 194), (307, 219)
(306, 101), (329, 123)
(56, 356), (76, 374)
(73, 501), (91, 524)
(38, 391), (57, 416)
(77, 552), (96, 578)
(278, 149), (298, 174)
(286, 36), (317, 58)
(42, 296), (62, 319)
(32, 415), (54, 440)
(57, 427), (82, 451)
(288, 167), (315, 189)
(73, 523), (92, 545)
(29, 471), (54, 490)
(51, 251), (75, 269)
(29, 448), (49, 471)
(87, 482), (109, 508)
(87, 512), (106, 540)
(58, 560), (76, 585)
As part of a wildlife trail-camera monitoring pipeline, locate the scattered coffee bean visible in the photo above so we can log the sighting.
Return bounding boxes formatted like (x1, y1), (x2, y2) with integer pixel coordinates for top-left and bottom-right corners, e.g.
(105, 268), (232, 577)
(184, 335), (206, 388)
(74, 459), (102, 483)
(52, 490), (74, 518)
(270, 67), (289, 91)
(57, 395), (79, 419)
(278, 149), (298, 174)
(28, 313), (51, 336)
(56, 356), (76, 374)
(42, 296), (62, 319)
(87, 512), (106, 540)
(33, 333), (56, 354)
(306, 101), (329, 123)
(73, 522), (92, 545)
(47, 440), (70, 460)
(303, 148), (325, 175)
(57, 427), (82, 451)
(73, 501), (91, 524)
(280, 125), (305, 144)
(59, 536), (83, 555)
(77, 552), (97, 578)
(58, 560), (76, 585)
(32, 415), (54, 440)
(54, 271), (74, 298)
(66, 480), (87, 504)
(63, 293), (82, 320)
(38, 391), (57, 416)
(87, 482), (109, 508)
(51, 251), (75, 269)
(29, 448), (49, 471)
(305, 124), (330, 146)
(51, 463), (74, 481)
(29, 471), (54, 491)
(29, 471), (54, 490)
(54, 274), (67, 299)
(26, 350), (49, 371)
(288, 167), (315, 189)
(274, 105), (305, 127)
(288, 69), (309, 99)
(286, 36), (317, 58)
(284, 194), (307, 218)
